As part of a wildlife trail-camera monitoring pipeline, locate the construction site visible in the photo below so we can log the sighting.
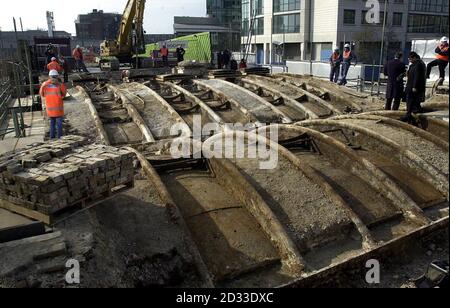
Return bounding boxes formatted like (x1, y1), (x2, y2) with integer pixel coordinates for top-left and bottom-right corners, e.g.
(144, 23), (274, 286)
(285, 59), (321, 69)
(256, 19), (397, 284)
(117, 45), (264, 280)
(0, 0), (449, 289)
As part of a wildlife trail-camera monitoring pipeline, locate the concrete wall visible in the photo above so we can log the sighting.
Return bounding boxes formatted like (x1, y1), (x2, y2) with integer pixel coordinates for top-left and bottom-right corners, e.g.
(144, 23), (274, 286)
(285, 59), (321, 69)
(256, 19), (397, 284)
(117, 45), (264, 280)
(286, 60), (364, 81)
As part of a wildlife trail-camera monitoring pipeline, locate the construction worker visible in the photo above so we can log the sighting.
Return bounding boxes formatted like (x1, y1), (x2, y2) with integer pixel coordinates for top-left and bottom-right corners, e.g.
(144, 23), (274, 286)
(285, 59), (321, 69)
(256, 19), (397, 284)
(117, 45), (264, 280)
(45, 44), (56, 66)
(401, 52), (426, 125)
(383, 52), (407, 110)
(239, 59), (248, 70)
(176, 45), (186, 63)
(329, 47), (343, 83)
(222, 50), (231, 69)
(59, 55), (70, 83)
(160, 45), (169, 67)
(72, 45), (89, 73)
(426, 36), (449, 85)
(47, 57), (63, 73)
(338, 44), (357, 86)
(39, 70), (67, 139)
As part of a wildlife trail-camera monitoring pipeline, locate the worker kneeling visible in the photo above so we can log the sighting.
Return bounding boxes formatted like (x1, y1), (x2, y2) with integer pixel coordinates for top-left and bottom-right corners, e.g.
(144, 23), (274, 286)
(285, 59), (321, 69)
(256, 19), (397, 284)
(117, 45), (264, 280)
(39, 70), (67, 139)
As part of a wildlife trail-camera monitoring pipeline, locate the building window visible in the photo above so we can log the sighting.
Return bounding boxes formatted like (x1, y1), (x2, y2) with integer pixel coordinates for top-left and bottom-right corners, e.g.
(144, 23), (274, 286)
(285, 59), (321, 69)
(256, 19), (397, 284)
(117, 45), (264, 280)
(361, 10), (385, 25)
(273, 0), (301, 13)
(252, 0), (264, 15)
(273, 14), (300, 33)
(344, 10), (356, 25)
(408, 14), (449, 33)
(393, 12), (403, 26)
(254, 17), (264, 35)
(242, 0), (250, 20)
(409, 0), (449, 13)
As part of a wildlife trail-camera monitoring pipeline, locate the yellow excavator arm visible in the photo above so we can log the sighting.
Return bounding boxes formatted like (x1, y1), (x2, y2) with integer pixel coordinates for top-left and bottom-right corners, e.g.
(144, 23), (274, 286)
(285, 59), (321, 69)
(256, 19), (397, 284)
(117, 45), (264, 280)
(100, 0), (146, 67)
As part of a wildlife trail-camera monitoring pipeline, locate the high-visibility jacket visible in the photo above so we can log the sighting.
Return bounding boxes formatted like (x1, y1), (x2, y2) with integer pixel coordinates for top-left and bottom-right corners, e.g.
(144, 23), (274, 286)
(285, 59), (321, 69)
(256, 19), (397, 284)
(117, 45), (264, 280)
(47, 60), (63, 72)
(160, 47), (169, 57)
(330, 52), (342, 65)
(72, 48), (83, 60)
(39, 80), (67, 118)
(343, 50), (356, 63)
(436, 44), (449, 62)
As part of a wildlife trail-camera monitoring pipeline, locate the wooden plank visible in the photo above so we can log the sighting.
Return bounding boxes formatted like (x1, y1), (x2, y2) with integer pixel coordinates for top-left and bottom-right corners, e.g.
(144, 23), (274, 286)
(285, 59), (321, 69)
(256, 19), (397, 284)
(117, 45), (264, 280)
(0, 231), (62, 249)
(0, 198), (51, 225)
(0, 221), (46, 244)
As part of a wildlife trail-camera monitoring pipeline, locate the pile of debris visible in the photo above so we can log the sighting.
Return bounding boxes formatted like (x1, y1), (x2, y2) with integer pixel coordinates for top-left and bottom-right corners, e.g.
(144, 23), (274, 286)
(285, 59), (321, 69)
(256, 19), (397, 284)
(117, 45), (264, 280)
(0, 136), (135, 219)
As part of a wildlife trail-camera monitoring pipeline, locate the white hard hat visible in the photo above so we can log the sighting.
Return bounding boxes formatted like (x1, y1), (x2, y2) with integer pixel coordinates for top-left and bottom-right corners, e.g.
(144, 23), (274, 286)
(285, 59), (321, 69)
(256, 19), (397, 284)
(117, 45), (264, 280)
(51, 57), (57, 61)
(49, 70), (59, 77)
(344, 44), (351, 48)
(76, 45), (80, 49)
(440, 36), (448, 43)
(334, 47), (340, 51)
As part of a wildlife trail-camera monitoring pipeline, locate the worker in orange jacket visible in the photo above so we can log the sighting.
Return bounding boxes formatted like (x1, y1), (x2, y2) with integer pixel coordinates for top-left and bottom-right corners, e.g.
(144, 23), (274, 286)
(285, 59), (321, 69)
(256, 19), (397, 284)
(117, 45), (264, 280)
(39, 70), (67, 139)
(160, 45), (169, 67)
(72, 45), (89, 73)
(426, 36), (449, 84)
(47, 57), (63, 73)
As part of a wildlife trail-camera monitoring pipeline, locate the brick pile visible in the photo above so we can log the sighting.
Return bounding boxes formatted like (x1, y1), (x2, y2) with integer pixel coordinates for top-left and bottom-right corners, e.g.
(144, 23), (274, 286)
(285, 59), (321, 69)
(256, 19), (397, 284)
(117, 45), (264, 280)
(0, 136), (136, 215)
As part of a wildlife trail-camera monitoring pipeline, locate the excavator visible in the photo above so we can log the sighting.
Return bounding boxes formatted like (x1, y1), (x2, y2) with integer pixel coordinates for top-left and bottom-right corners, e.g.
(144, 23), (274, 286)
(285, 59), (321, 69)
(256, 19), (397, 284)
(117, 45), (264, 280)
(99, 0), (146, 71)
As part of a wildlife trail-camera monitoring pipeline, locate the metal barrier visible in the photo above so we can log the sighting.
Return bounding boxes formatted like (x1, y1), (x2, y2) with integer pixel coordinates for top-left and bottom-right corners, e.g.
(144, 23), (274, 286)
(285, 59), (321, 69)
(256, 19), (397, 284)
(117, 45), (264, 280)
(0, 60), (27, 138)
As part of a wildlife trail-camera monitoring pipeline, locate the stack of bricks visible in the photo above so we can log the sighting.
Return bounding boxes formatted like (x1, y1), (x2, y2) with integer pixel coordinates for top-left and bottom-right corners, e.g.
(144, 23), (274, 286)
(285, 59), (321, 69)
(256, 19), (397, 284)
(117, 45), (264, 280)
(0, 136), (136, 216)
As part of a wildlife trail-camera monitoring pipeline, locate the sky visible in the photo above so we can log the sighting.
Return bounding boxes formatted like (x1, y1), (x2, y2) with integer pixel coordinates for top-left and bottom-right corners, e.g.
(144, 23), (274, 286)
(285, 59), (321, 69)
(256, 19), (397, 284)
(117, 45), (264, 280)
(0, 0), (206, 35)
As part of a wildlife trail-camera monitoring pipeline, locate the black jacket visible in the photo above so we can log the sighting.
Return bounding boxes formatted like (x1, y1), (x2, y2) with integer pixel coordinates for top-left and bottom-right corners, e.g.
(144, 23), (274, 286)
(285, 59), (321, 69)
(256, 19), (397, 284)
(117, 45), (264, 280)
(176, 48), (185, 62)
(406, 59), (426, 101)
(384, 59), (406, 99)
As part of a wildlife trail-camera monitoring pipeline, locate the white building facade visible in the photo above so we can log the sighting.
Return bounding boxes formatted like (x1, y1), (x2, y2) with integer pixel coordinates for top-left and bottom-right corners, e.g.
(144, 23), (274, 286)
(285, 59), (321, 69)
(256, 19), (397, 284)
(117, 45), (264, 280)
(241, 0), (449, 65)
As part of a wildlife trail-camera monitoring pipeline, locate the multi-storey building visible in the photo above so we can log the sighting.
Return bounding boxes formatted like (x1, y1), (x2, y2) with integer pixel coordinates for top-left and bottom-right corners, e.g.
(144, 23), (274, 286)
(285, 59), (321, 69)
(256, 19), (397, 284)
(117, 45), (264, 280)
(207, 0), (243, 30)
(241, 0), (449, 64)
(75, 9), (122, 41)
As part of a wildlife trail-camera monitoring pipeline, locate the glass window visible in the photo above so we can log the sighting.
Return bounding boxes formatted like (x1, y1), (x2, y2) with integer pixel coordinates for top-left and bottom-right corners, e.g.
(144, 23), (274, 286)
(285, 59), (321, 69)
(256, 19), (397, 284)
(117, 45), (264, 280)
(393, 12), (403, 26)
(409, 0), (449, 13)
(408, 14), (449, 33)
(273, 14), (300, 33)
(252, 0), (264, 15)
(344, 10), (356, 25)
(254, 17), (264, 35)
(273, 0), (301, 13)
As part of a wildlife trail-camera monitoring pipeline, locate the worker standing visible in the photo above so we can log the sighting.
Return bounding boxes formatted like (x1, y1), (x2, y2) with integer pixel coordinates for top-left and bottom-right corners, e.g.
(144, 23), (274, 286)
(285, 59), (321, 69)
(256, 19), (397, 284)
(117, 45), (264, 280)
(217, 51), (224, 69)
(383, 52), (407, 111)
(222, 50), (231, 69)
(338, 44), (357, 86)
(72, 45), (89, 73)
(160, 45), (169, 67)
(59, 55), (70, 83)
(426, 36), (449, 85)
(39, 70), (67, 139)
(401, 52), (426, 125)
(176, 45), (186, 63)
(329, 47), (343, 83)
(45, 44), (56, 66)
(47, 57), (63, 74)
